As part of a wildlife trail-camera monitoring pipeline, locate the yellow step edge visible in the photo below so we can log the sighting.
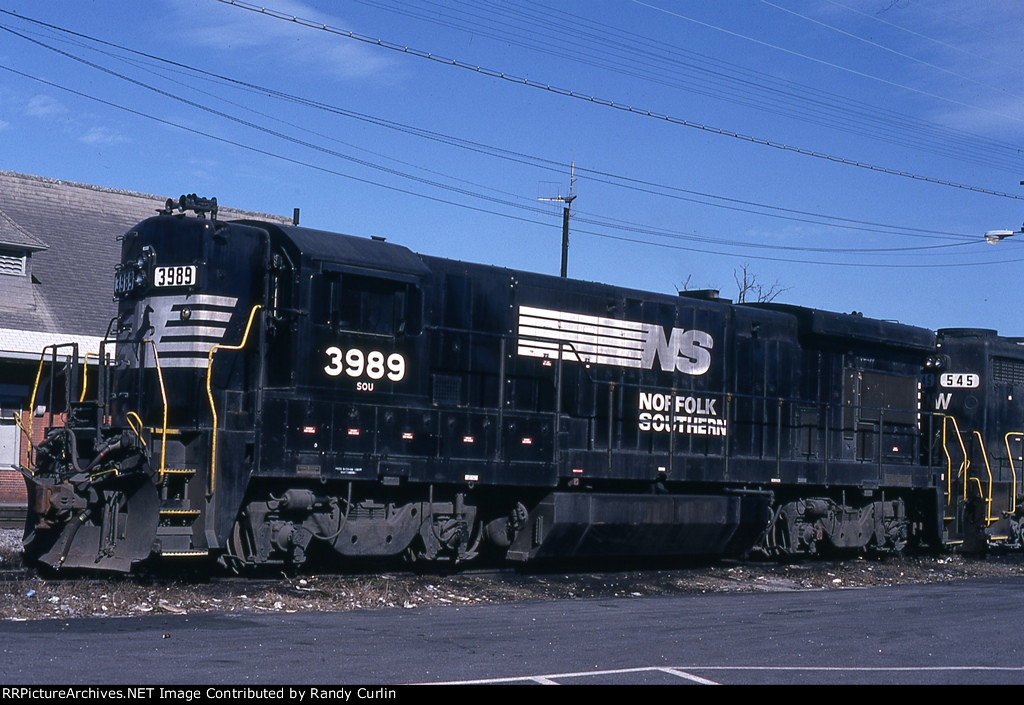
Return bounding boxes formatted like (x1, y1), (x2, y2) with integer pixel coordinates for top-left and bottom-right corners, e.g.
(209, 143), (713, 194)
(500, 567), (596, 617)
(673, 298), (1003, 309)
(161, 468), (197, 475)
(160, 550), (209, 557)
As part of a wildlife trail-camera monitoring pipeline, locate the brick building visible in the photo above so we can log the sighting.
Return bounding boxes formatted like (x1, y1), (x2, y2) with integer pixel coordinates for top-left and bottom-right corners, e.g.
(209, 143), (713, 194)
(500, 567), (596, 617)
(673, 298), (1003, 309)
(0, 171), (289, 506)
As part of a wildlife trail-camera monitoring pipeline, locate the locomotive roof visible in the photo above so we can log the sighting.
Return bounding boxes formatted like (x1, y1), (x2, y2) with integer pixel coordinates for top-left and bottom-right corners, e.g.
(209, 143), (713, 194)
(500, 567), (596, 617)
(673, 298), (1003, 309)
(243, 221), (431, 279)
(937, 328), (1024, 355)
(249, 217), (929, 355)
(748, 302), (935, 351)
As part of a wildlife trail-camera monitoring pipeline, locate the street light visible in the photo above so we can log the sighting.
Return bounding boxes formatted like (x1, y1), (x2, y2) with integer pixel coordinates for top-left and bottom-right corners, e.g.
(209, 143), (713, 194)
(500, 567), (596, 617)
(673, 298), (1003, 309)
(978, 229), (1019, 246)
(983, 231), (1015, 244)
(986, 179), (1024, 243)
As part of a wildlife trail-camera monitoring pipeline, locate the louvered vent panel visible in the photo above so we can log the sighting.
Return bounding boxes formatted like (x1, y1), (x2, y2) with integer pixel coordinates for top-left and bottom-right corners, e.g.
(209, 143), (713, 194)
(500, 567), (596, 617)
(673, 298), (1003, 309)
(0, 253), (26, 276)
(993, 357), (1024, 386)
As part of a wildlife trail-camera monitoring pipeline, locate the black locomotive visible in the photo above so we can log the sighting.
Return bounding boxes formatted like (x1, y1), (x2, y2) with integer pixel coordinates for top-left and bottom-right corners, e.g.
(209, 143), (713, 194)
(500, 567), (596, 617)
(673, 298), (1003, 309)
(20, 199), (1024, 572)
(921, 328), (1024, 550)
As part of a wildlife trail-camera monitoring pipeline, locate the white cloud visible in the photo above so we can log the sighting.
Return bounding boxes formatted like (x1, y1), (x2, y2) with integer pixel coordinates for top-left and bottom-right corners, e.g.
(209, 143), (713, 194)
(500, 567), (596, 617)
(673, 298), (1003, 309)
(24, 94), (66, 118)
(164, 0), (396, 81)
(79, 126), (129, 145)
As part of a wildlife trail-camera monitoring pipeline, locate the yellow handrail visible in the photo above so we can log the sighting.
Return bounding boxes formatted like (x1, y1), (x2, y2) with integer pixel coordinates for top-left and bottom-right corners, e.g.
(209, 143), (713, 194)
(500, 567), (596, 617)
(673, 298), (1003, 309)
(205, 305), (262, 496)
(21, 343), (167, 476)
(971, 430), (996, 525)
(940, 415), (970, 505)
(12, 410), (31, 473)
(125, 411), (148, 448)
(1003, 432), (1022, 516)
(141, 340), (169, 476)
(25, 345), (54, 446)
(23, 344), (97, 473)
(78, 352), (96, 403)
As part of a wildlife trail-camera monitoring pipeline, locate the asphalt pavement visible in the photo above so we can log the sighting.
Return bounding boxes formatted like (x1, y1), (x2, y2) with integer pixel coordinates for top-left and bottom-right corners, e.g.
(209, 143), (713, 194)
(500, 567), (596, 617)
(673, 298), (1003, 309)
(2, 576), (1023, 686)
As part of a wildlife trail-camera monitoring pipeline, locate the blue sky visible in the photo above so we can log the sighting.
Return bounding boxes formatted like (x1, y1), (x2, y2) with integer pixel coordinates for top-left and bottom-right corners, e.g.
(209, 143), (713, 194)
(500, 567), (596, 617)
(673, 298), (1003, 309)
(2, 1), (1024, 334)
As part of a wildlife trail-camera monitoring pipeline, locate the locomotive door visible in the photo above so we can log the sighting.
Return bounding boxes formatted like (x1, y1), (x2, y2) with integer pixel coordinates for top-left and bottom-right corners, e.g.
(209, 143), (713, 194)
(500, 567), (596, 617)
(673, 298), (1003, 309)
(306, 267), (423, 465)
(842, 368), (918, 465)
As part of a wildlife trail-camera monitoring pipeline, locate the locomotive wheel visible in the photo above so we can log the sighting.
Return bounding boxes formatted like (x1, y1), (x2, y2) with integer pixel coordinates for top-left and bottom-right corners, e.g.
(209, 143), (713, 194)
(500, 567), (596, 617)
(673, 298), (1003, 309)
(768, 507), (794, 557)
(224, 519), (255, 574)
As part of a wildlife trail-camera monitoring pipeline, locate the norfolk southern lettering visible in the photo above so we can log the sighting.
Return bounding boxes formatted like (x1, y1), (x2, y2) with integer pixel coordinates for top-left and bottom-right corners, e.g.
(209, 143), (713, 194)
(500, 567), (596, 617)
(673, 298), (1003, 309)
(517, 305), (713, 375)
(638, 391), (727, 436)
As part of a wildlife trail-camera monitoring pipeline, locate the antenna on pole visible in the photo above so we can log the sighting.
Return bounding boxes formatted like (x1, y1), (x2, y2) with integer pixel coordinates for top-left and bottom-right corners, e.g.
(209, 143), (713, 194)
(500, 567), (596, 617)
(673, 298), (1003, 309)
(539, 162), (576, 277)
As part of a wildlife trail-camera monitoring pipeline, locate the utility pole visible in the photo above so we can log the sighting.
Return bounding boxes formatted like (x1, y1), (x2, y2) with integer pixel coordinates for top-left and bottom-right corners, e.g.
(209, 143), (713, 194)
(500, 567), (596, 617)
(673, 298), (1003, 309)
(539, 163), (576, 278)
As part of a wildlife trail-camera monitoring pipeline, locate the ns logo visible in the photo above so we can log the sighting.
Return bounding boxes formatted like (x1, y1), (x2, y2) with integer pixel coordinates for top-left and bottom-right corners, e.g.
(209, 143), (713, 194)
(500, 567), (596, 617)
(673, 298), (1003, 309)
(639, 323), (713, 375)
(516, 305), (714, 376)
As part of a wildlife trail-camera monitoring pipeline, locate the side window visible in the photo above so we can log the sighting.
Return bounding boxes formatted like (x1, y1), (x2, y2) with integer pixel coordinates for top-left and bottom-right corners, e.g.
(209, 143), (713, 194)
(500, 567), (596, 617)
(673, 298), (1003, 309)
(341, 275), (402, 335)
(312, 271), (421, 336)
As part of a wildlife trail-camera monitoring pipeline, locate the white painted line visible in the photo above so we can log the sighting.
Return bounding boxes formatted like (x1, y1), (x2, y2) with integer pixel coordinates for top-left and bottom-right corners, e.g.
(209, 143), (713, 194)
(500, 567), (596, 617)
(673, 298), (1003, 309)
(692, 666), (1024, 672)
(422, 666), (655, 685)
(416, 664), (1024, 685)
(659, 667), (721, 685)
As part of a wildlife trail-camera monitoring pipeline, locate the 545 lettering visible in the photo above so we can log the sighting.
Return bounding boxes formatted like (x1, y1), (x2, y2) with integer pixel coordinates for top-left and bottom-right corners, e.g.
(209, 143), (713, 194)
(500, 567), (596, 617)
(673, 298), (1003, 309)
(323, 346), (406, 382)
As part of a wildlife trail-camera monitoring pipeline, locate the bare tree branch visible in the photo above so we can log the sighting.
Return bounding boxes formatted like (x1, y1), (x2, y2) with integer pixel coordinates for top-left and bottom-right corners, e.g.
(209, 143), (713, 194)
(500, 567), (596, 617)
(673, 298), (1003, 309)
(733, 264), (791, 303)
(676, 273), (695, 294)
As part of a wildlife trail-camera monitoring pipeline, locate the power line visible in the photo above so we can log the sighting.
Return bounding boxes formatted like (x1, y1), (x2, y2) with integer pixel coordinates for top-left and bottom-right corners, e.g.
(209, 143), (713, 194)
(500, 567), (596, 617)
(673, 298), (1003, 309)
(758, 0), (1024, 105)
(636, 0), (1024, 127)
(357, 0), (1024, 173)
(214, 0), (1024, 201)
(821, 0), (1009, 67)
(0, 10), (1015, 269)
(0, 9), (982, 248)
(7, 59), (1016, 270)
